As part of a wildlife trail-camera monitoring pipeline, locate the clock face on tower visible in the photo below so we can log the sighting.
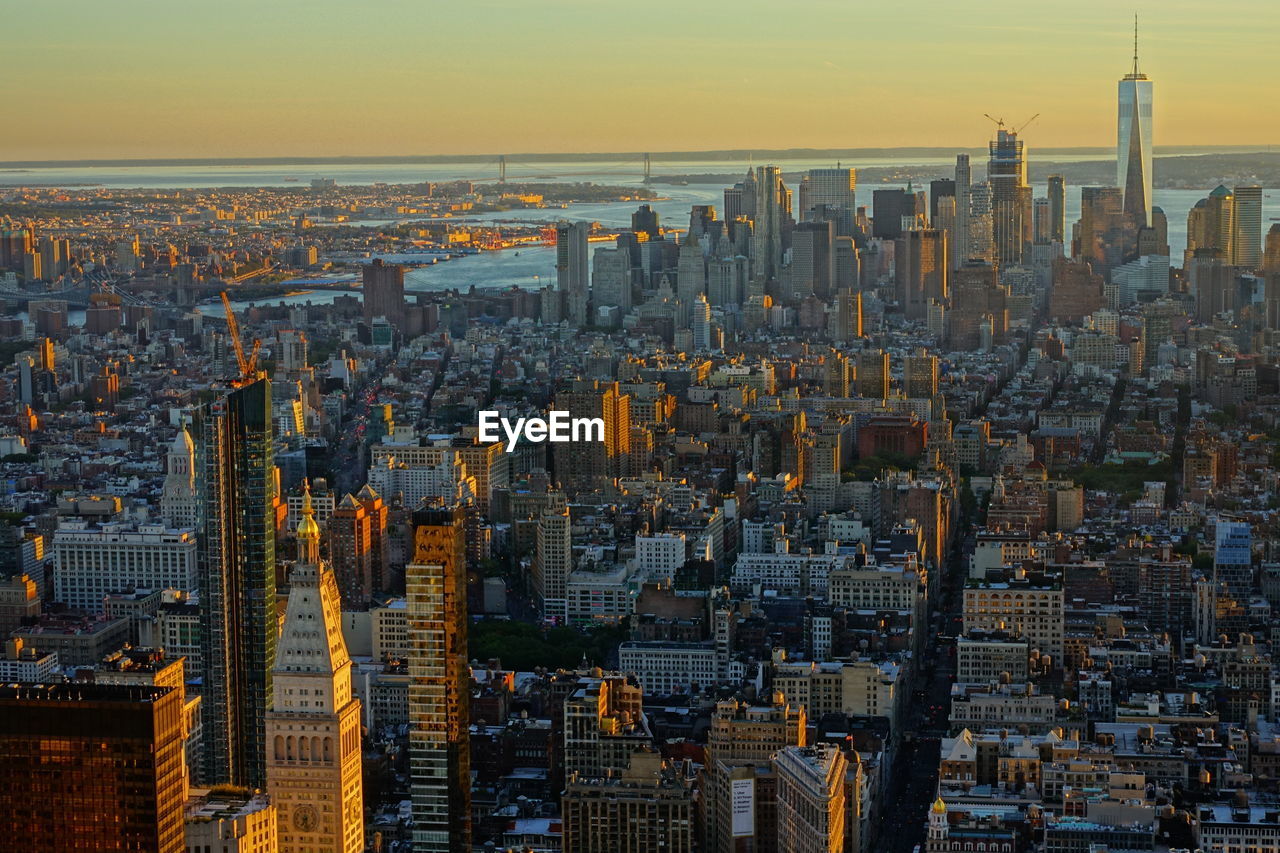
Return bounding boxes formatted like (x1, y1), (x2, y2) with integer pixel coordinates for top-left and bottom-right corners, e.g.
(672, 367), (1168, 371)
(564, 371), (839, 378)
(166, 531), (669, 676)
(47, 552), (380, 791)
(292, 804), (319, 833)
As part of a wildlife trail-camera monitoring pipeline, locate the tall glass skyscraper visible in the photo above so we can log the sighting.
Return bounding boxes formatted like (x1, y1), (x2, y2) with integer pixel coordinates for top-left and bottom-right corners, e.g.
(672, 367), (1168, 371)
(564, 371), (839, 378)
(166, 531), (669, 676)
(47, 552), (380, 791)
(1118, 20), (1153, 228)
(198, 376), (278, 787)
(407, 505), (472, 852)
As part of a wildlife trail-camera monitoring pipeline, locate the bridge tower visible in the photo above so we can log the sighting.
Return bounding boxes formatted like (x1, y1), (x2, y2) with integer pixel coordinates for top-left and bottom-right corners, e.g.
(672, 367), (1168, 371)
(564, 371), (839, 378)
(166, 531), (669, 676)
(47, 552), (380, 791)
(499, 155), (506, 184)
(643, 152), (652, 184)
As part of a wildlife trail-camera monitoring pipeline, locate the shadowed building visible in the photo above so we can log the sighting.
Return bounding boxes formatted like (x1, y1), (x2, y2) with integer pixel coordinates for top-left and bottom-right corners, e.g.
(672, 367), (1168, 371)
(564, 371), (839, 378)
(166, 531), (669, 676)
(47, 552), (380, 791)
(0, 682), (186, 852)
(362, 258), (406, 330)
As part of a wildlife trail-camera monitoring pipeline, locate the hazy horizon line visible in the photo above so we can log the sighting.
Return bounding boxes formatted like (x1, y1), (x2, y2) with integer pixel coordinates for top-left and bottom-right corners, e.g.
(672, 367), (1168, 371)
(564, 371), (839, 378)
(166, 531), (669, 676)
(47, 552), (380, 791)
(2, 145), (1278, 171)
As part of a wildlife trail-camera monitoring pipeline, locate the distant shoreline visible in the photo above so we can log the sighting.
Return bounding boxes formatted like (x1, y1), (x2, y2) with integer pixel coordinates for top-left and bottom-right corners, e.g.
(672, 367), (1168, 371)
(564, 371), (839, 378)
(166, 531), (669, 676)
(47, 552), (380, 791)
(0, 146), (1275, 169)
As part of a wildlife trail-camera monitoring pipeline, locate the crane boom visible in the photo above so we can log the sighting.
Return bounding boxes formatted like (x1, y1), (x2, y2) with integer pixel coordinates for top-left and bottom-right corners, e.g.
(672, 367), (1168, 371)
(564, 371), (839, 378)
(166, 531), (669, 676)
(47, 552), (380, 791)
(219, 290), (260, 382)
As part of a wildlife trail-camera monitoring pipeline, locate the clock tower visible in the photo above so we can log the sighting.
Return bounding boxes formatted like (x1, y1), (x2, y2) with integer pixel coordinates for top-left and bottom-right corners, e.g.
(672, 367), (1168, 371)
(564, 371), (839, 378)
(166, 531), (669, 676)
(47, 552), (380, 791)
(266, 483), (365, 852)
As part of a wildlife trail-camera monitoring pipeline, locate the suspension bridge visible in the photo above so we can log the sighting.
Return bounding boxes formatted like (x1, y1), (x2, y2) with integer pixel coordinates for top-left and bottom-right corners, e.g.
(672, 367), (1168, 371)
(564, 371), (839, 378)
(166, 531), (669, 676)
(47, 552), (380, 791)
(447, 153), (661, 185)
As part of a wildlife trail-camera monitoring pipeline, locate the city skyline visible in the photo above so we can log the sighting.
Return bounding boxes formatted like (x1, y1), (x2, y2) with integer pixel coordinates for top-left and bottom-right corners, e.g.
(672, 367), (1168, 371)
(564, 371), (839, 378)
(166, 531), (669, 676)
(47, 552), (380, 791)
(6, 0), (1280, 161)
(4, 3), (1280, 851)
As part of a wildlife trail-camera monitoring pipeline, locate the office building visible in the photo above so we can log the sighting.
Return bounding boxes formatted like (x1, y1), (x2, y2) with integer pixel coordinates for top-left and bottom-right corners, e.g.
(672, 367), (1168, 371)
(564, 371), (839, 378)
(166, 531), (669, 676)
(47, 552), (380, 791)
(792, 220), (835, 299)
(52, 521), (197, 611)
(703, 697), (806, 853)
(1187, 185), (1235, 264)
(0, 682), (186, 852)
(266, 488), (364, 853)
(692, 292), (713, 350)
(362, 258), (405, 330)
(988, 128), (1032, 268)
(561, 750), (695, 853)
(562, 671), (652, 778)
(1214, 518), (1252, 600)
(775, 744), (847, 853)
(553, 379), (631, 494)
(677, 228), (706, 308)
(801, 167), (857, 235)
(406, 506), (471, 852)
(1117, 23), (1154, 228)
(1076, 186), (1128, 277)
(632, 204), (660, 239)
(591, 245), (632, 317)
(185, 789), (279, 853)
(895, 228), (947, 320)
(751, 165), (787, 284)
(1231, 185), (1263, 270)
(963, 569), (1064, 660)
(557, 220), (590, 326)
(953, 154), (972, 268)
(198, 377), (278, 788)
(1047, 175), (1066, 243)
(856, 349), (890, 402)
(904, 350), (939, 399)
(161, 423), (199, 529)
(534, 506), (572, 620)
(330, 484), (389, 608)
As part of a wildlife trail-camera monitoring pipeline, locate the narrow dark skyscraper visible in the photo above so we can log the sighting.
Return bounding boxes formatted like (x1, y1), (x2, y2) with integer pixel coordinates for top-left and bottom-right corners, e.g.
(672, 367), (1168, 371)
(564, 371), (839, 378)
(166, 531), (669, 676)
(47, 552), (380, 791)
(198, 375), (278, 788)
(1047, 175), (1066, 243)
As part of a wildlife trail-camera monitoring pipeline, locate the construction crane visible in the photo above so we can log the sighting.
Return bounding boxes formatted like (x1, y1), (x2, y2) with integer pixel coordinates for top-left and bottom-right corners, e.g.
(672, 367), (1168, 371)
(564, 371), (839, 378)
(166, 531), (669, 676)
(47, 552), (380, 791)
(983, 113), (1040, 134)
(219, 290), (262, 383)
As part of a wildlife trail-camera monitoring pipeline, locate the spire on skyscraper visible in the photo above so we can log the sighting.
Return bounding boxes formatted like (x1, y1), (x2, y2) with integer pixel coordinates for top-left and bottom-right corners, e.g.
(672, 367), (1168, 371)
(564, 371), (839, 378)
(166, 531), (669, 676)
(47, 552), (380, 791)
(1132, 13), (1140, 78)
(296, 479), (321, 564)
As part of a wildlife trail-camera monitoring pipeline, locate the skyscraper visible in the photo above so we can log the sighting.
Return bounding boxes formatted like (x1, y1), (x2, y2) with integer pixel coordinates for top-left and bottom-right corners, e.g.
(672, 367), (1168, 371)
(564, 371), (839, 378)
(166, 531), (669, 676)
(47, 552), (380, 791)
(266, 487), (365, 853)
(856, 349), (890, 402)
(775, 744), (848, 853)
(561, 751), (696, 853)
(800, 167), (857, 236)
(632, 204), (660, 239)
(1047, 175), (1066, 244)
(533, 505), (572, 620)
(161, 422), (199, 529)
(407, 505), (471, 852)
(751, 166), (787, 285)
(965, 181), (995, 265)
(791, 220), (835, 300)
(1117, 18), (1154, 228)
(1231, 185), (1263, 270)
(895, 228), (948, 320)
(591, 245), (632, 318)
(0, 682), (186, 852)
(692, 292), (713, 351)
(677, 228), (707, 309)
(554, 379), (632, 495)
(330, 483), (388, 608)
(904, 350), (940, 399)
(1213, 518), (1252, 600)
(988, 127), (1032, 268)
(556, 220), (590, 326)
(953, 154), (972, 268)
(362, 258), (406, 330)
(198, 376), (278, 788)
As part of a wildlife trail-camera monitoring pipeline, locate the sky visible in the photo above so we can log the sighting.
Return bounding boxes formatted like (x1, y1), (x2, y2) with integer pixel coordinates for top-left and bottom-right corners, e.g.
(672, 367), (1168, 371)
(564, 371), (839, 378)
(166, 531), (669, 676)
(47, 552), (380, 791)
(5, 0), (1278, 161)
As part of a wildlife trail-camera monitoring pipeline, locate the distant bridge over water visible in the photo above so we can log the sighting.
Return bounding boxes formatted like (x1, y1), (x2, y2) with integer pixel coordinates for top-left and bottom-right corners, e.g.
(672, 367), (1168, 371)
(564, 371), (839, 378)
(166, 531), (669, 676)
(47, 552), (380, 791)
(0, 270), (167, 310)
